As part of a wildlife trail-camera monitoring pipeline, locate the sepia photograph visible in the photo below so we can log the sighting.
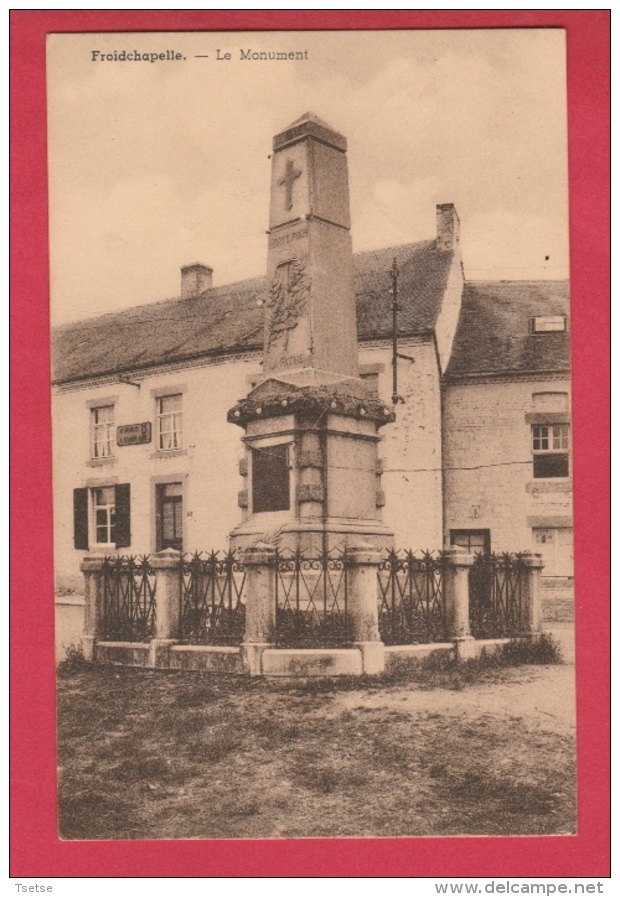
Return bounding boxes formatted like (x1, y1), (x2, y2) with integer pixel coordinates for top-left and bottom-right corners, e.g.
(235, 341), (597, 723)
(46, 27), (578, 843)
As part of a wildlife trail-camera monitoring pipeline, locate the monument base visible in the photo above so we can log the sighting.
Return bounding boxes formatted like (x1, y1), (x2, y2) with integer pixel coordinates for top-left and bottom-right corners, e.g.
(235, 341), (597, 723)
(229, 515), (394, 554)
(228, 382), (395, 556)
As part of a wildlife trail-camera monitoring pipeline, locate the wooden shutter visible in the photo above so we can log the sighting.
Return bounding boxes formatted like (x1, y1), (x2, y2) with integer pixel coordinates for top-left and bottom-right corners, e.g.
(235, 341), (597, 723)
(73, 488), (89, 550)
(115, 484), (131, 548)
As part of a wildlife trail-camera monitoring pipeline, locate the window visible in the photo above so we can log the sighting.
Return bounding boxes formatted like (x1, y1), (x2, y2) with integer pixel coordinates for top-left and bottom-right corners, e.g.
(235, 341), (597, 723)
(360, 371), (380, 395)
(157, 394), (183, 451)
(359, 364), (384, 397)
(531, 316), (567, 333)
(532, 424), (570, 478)
(450, 530), (491, 554)
(91, 405), (115, 459)
(73, 484), (131, 550)
(93, 486), (116, 544)
(156, 482), (183, 552)
(252, 443), (290, 513)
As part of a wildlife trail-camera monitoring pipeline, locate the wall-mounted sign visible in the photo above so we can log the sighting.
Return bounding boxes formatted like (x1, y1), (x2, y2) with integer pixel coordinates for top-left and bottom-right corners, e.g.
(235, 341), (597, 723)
(117, 422), (152, 446)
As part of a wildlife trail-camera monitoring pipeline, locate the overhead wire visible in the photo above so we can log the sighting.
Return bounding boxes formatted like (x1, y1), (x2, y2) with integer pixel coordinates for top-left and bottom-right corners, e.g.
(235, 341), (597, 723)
(243, 442), (542, 475)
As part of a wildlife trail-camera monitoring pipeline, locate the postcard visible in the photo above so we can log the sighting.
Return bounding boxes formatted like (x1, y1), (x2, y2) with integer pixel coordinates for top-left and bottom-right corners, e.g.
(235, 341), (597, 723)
(11, 12), (610, 879)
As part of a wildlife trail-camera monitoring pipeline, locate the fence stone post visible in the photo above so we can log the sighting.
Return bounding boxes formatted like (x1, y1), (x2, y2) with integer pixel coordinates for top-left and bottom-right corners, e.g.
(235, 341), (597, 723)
(79, 554), (107, 661)
(149, 548), (182, 668)
(240, 543), (277, 675)
(346, 544), (385, 674)
(442, 547), (476, 660)
(520, 551), (544, 634)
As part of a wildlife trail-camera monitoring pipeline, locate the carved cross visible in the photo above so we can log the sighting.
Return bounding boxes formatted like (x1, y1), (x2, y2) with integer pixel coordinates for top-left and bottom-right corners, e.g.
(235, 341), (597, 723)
(279, 158), (302, 211)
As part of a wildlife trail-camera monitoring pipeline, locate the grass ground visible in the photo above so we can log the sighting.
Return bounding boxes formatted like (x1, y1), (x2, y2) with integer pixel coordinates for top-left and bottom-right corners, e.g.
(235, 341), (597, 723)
(57, 642), (575, 840)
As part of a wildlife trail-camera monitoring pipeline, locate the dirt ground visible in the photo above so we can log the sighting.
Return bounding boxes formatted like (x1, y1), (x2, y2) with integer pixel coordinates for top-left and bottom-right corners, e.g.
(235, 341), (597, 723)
(340, 624), (575, 737)
(336, 664), (575, 737)
(56, 627), (576, 841)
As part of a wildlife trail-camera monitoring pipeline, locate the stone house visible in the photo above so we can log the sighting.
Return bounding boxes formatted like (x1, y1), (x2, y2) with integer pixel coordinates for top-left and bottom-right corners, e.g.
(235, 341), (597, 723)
(51, 201), (572, 621)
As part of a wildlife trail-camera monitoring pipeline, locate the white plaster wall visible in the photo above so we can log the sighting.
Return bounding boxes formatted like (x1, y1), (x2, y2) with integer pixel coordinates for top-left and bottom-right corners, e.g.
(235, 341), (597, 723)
(434, 253), (465, 373)
(55, 600), (85, 660)
(442, 377), (573, 552)
(359, 342), (444, 551)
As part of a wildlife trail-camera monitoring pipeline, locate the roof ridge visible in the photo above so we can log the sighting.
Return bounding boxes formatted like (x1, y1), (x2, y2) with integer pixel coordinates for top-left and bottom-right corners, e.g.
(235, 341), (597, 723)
(52, 239), (433, 331)
(53, 276), (267, 332)
(353, 239), (433, 260)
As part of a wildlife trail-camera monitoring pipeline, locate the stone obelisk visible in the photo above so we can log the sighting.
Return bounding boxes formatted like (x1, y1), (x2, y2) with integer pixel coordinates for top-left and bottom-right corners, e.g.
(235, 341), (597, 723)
(228, 113), (394, 552)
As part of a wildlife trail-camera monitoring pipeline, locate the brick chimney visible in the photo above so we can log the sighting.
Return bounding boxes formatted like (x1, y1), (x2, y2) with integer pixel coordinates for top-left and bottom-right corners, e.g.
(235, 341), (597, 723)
(436, 203), (460, 252)
(181, 263), (213, 298)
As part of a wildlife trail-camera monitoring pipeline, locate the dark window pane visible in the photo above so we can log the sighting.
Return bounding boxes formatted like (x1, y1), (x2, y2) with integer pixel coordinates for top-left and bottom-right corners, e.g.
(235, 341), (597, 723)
(252, 444), (290, 513)
(450, 530), (490, 553)
(156, 483), (182, 551)
(173, 502), (182, 538)
(163, 504), (175, 540)
(360, 372), (379, 395)
(533, 453), (569, 478)
(161, 500), (182, 543)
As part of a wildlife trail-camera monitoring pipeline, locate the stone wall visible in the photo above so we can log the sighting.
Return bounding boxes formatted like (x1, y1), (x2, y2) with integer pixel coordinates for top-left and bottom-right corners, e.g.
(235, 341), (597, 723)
(442, 375), (574, 613)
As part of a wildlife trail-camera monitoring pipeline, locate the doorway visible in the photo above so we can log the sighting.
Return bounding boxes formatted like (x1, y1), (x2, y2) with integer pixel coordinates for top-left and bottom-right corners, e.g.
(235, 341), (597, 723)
(532, 527), (573, 578)
(156, 482), (183, 552)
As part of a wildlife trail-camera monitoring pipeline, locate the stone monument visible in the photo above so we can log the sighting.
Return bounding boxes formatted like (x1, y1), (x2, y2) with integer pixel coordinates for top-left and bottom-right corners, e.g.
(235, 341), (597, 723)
(228, 113), (395, 552)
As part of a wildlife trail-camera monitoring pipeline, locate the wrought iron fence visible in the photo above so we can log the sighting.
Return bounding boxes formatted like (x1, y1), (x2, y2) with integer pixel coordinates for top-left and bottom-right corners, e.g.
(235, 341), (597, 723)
(179, 551), (246, 645)
(97, 547), (529, 649)
(469, 552), (526, 638)
(102, 555), (156, 641)
(377, 550), (448, 645)
(274, 549), (352, 647)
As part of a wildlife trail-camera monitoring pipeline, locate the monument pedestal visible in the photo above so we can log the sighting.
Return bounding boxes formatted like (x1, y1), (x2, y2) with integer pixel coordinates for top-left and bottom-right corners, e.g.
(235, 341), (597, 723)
(228, 378), (394, 553)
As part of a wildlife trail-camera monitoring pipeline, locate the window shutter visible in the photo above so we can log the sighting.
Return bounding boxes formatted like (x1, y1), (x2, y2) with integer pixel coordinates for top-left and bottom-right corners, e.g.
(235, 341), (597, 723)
(73, 488), (89, 550)
(115, 484), (131, 548)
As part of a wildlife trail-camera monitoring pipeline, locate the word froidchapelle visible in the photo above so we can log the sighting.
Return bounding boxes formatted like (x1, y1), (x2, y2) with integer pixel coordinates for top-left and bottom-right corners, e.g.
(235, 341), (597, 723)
(91, 50), (185, 63)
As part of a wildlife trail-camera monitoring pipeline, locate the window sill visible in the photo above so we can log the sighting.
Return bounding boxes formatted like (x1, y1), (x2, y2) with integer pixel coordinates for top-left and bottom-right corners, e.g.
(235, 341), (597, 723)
(526, 480), (572, 494)
(87, 457), (117, 468)
(150, 449), (187, 460)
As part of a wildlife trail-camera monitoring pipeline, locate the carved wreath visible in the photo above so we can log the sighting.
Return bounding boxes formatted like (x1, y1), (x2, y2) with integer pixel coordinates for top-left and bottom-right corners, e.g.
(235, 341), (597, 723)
(266, 256), (310, 350)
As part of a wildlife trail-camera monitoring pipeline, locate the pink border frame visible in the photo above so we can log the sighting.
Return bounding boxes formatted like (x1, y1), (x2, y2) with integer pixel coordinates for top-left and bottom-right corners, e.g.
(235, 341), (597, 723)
(10, 10), (610, 877)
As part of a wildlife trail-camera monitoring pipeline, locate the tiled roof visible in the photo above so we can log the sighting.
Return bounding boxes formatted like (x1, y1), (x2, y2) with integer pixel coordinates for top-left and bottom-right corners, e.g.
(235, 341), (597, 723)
(445, 281), (570, 379)
(51, 247), (570, 385)
(52, 240), (453, 384)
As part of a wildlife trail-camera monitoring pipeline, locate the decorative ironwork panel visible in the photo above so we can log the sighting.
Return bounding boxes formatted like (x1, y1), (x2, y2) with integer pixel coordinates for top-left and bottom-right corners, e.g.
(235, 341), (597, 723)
(377, 550), (447, 645)
(102, 555), (156, 642)
(179, 551), (246, 645)
(274, 549), (351, 647)
(469, 552), (526, 638)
